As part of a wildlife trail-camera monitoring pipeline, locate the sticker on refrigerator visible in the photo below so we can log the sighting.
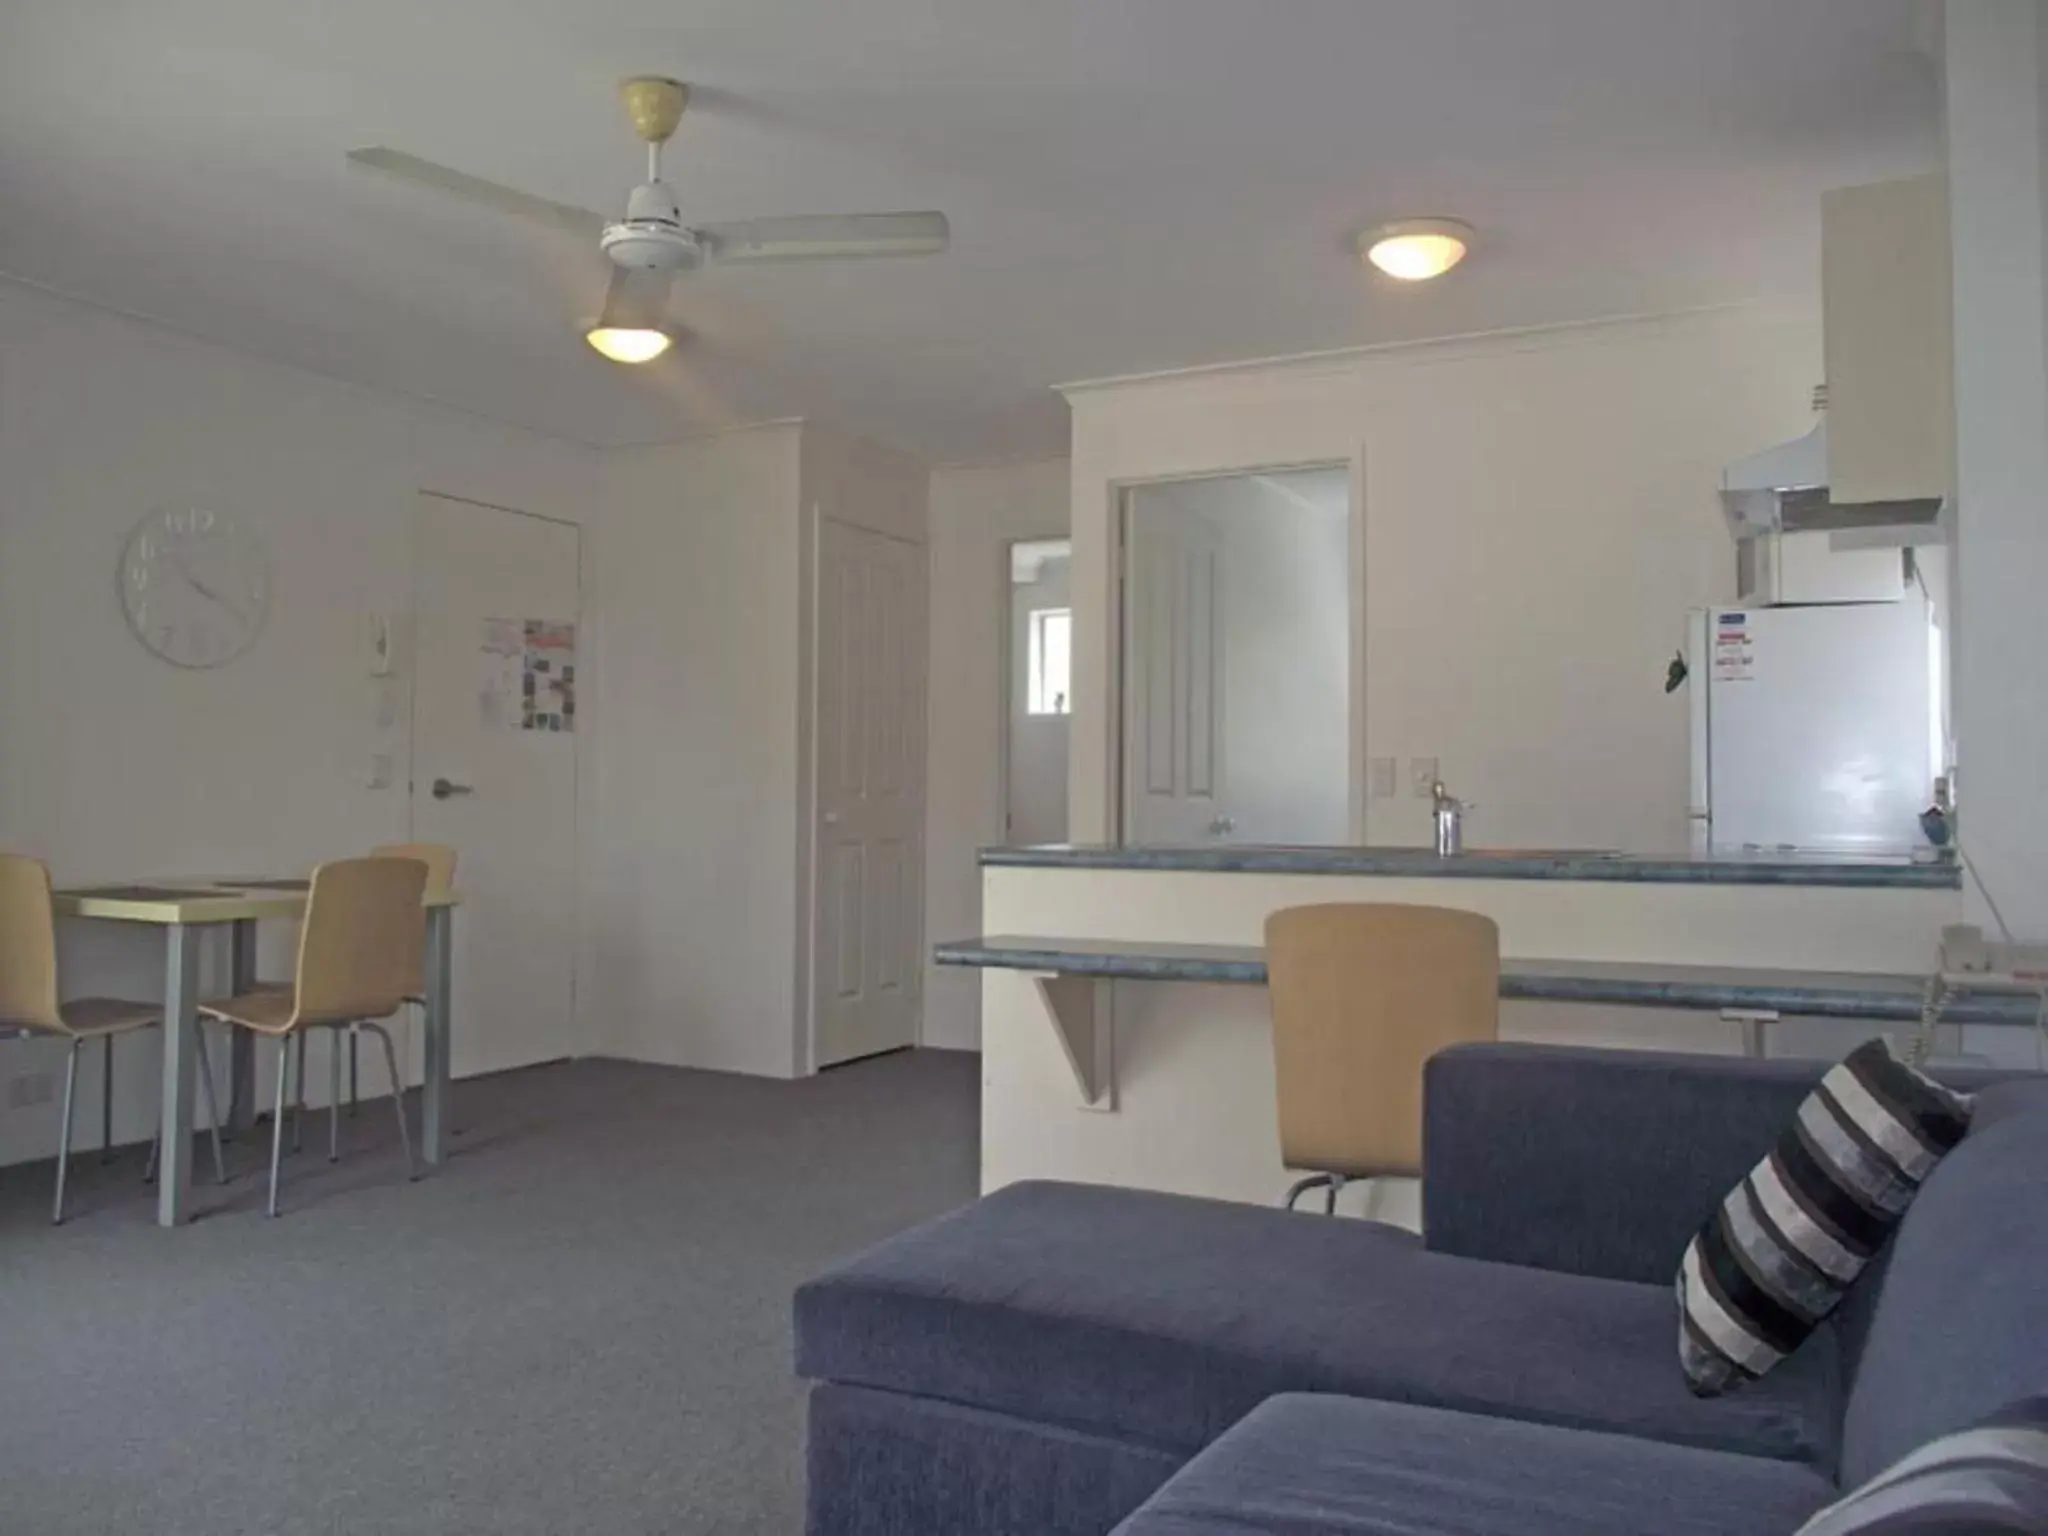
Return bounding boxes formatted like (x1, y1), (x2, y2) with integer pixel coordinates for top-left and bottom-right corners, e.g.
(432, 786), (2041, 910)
(1712, 613), (1755, 682)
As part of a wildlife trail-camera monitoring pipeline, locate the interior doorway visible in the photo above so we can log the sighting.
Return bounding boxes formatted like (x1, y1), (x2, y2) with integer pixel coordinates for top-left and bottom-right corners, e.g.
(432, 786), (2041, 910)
(1005, 539), (1072, 845)
(811, 516), (929, 1069)
(1120, 468), (1351, 847)
(409, 491), (581, 1080)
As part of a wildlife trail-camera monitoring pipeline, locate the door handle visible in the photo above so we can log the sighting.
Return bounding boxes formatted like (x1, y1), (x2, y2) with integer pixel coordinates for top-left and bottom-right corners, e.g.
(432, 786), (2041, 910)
(431, 778), (474, 801)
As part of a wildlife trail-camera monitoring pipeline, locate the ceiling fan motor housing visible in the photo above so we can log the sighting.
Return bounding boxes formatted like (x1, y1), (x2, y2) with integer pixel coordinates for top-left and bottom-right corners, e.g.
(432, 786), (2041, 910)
(601, 180), (701, 271)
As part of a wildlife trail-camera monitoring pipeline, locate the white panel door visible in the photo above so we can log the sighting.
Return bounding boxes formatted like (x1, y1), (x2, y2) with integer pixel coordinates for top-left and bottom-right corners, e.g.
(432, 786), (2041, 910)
(410, 493), (580, 1078)
(1123, 504), (1229, 845)
(814, 517), (927, 1068)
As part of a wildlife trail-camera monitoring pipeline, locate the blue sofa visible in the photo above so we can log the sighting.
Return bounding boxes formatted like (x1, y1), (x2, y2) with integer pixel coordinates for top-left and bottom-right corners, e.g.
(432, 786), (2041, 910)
(794, 1043), (2048, 1535)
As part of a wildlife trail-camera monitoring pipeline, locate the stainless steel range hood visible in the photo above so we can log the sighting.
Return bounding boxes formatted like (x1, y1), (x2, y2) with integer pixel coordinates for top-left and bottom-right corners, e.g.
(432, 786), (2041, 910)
(1721, 420), (1944, 549)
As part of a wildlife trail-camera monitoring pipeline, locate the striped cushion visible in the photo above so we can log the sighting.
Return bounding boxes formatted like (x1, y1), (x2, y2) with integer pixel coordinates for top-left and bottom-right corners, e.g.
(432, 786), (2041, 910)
(1677, 1037), (1971, 1397)
(1795, 1396), (2048, 1533)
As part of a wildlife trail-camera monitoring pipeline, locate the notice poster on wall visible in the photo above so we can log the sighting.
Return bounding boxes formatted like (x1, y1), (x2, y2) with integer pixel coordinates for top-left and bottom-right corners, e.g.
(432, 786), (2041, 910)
(480, 617), (578, 732)
(521, 620), (577, 733)
(479, 617), (524, 729)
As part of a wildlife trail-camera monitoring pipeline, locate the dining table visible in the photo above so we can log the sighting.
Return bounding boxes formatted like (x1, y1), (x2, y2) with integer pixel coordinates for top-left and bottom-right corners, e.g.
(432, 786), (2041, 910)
(50, 876), (460, 1226)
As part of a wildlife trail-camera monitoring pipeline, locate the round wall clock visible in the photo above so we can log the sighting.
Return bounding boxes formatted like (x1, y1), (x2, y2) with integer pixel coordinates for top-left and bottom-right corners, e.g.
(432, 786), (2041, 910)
(119, 506), (272, 669)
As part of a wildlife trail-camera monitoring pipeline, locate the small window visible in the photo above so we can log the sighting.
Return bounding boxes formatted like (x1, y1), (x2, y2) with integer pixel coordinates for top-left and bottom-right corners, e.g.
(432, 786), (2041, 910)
(1027, 608), (1071, 716)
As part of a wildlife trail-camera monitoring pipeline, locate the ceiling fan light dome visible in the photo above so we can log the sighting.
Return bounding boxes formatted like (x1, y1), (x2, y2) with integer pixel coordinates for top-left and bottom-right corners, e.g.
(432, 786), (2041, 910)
(1360, 218), (1473, 281)
(585, 325), (673, 364)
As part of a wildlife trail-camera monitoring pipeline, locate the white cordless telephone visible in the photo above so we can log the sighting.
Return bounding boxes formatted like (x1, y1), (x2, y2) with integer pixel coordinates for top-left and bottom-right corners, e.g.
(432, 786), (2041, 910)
(1937, 924), (2048, 988)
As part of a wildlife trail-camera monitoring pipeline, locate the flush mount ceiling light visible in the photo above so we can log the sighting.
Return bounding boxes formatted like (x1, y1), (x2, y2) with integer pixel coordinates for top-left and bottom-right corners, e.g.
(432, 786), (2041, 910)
(1359, 218), (1474, 281)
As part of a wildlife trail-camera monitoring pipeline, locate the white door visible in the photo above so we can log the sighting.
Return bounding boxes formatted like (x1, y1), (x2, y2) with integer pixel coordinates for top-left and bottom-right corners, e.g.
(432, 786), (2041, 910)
(1006, 543), (1071, 844)
(410, 493), (581, 1078)
(813, 517), (927, 1067)
(1123, 501), (1229, 845)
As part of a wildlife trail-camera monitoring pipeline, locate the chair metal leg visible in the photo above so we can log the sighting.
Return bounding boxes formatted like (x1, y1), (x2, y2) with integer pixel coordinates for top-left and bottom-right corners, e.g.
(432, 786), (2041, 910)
(328, 1028), (341, 1163)
(363, 1022), (416, 1181)
(291, 1030), (306, 1154)
(101, 1034), (114, 1164)
(349, 1028), (360, 1117)
(268, 1034), (290, 1218)
(1324, 1172), (1348, 1216)
(53, 1039), (82, 1224)
(193, 1024), (228, 1186)
(1283, 1173), (1334, 1211)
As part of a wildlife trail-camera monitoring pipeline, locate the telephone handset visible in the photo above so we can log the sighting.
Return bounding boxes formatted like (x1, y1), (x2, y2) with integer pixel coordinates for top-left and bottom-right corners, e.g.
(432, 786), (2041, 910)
(1938, 924), (2048, 987)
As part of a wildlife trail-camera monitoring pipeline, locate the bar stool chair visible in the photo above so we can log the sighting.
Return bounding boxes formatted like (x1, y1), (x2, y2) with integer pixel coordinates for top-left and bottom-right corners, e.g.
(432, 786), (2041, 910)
(1265, 903), (1500, 1214)
(201, 856), (428, 1217)
(0, 853), (226, 1223)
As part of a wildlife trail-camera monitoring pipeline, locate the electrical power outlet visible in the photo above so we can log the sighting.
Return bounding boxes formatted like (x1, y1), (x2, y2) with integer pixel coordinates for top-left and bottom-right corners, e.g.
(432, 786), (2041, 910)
(8, 1072), (55, 1109)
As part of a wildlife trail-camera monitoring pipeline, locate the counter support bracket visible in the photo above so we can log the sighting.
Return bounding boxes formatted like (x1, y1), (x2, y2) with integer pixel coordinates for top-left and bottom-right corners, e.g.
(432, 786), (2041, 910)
(1024, 971), (1116, 1112)
(1721, 1007), (1776, 1059)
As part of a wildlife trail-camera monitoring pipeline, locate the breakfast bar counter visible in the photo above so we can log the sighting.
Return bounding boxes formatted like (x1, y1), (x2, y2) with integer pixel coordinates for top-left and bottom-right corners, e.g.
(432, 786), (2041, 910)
(963, 841), (1984, 1225)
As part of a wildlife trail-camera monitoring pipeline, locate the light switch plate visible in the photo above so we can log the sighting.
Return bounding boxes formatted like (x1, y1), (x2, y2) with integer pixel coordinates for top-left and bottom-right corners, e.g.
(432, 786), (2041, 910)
(1411, 757), (1440, 798)
(1370, 757), (1397, 798)
(369, 752), (395, 790)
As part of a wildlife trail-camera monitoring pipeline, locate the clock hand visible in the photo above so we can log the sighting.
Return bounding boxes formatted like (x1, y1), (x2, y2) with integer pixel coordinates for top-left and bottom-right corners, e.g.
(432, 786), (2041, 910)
(169, 550), (247, 625)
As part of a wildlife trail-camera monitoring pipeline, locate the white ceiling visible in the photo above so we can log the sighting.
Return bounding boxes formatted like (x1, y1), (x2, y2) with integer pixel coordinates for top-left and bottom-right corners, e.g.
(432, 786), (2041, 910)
(1, 1), (1939, 463)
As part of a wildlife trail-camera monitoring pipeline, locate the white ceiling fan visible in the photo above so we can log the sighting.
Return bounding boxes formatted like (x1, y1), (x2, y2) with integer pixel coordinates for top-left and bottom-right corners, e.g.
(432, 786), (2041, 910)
(346, 76), (949, 363)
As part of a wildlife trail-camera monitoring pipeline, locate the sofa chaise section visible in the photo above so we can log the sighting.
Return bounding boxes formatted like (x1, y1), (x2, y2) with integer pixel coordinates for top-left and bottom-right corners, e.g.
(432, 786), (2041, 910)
(1108, 1393), (1835, 1536)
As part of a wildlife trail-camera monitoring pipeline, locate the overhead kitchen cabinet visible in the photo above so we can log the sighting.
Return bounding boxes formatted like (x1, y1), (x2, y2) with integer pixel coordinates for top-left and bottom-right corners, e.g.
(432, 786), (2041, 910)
(1822, 174), (1954, 506)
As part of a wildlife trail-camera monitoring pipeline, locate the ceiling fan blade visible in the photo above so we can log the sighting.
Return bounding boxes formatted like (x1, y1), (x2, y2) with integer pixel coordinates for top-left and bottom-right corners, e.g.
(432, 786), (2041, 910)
(696, 212), (949, 265)
(346, 147), (609, 239)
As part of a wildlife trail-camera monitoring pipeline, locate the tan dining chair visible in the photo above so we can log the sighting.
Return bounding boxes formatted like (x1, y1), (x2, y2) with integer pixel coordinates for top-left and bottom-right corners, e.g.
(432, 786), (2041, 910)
(1265, 903), (1500, 1214)
(201, 856), (428, 1216)
(346, 842), (456, 1116)
(0, 853), (226, 1223)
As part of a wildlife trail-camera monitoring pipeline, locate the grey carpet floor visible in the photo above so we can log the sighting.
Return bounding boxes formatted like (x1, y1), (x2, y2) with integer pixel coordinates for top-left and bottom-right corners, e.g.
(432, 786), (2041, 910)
(0, 1048), (980, 1536)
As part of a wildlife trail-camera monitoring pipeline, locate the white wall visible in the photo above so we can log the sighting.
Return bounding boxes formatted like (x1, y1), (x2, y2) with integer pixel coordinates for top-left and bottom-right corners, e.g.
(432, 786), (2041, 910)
(1944, 1), (2048, 942)
(0, 282), (600, 1167)
(1063, 306), (1824, 853)
(586, 425), (808, 1078)
(923, 459), (1070, 1050)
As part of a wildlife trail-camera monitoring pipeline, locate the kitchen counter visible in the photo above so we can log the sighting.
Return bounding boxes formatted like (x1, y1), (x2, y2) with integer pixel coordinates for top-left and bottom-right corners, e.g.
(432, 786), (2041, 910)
(968, 836), (1983, 1222)
(981, 842), (1960, 889)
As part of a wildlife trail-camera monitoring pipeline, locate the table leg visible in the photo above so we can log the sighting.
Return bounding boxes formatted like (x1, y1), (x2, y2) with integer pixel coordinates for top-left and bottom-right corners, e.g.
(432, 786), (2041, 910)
(157, 924), (201, 1227)
(228, 919), (257, 1137)
(422, 906), (453, 1165)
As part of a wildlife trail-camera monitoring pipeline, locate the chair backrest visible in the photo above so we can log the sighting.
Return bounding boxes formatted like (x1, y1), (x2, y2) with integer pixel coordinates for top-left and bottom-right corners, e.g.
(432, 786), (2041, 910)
(369, 843), (453, 999)
(1837, 1079), (2048, 1486)
(291, 856), (429, 1026)
(0, 853), (63, 1031)
(1266, 903), (1500, 1179)
(370, 842), (457, 895)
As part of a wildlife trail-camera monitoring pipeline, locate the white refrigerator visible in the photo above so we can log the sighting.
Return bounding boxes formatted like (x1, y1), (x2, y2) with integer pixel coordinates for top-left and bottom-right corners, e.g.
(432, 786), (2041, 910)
(1686, 596), (1940, 854)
